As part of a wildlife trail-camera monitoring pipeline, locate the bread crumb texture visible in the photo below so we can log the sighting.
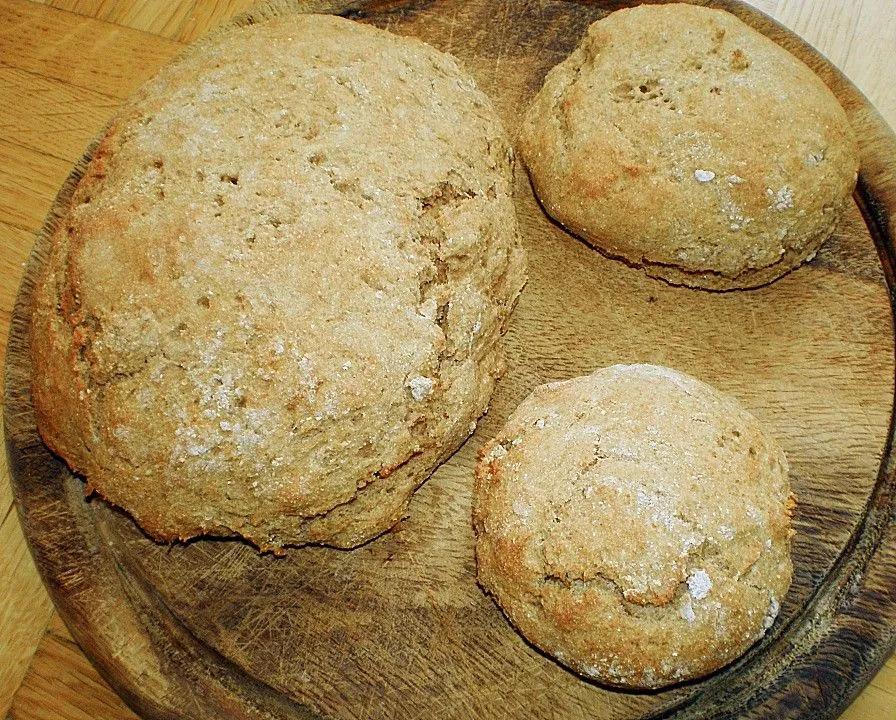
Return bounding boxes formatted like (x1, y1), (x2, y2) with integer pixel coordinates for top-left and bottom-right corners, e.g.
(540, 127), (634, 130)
(473, 364), (794, 688)
(519, 3), (858, 290)
(31, 13), (526, 551)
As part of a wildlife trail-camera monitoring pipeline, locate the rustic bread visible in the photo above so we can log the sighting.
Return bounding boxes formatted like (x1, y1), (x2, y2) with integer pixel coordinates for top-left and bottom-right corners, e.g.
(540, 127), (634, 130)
(473, 364), (794, 688)
(519, 3), (858, 290)
(31, 13), (526, 551)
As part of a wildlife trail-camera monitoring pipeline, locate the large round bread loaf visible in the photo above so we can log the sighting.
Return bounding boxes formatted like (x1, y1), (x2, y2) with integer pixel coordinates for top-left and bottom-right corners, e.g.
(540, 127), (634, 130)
(31, 13), (526, 551)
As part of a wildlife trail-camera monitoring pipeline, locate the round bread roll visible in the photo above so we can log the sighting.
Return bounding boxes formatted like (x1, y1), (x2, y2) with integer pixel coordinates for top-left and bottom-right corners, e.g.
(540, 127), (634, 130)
(519, 3), (858, 290)
(473, 364), (795, 688)
(31, 13), (526, 551)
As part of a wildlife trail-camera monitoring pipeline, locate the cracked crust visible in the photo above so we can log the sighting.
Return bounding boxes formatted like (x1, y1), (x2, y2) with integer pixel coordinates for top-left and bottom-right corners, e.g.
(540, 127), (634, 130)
(473, 364), (794, 688)
(30, 13), (526, 551)
(518, 3), (858, 290)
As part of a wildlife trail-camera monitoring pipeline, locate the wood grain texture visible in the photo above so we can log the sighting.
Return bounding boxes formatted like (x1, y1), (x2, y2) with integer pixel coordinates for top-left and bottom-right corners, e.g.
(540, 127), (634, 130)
(760, 0), (896, 134)
(3, 1), (896, 719)
(25, 0), (896, 132)
(0, 0), (181, 100)
(9, 615), (139, 720)
(0, 417), (55, 716)
(0, 4), (183, 714)
(31, 0), (257, 41)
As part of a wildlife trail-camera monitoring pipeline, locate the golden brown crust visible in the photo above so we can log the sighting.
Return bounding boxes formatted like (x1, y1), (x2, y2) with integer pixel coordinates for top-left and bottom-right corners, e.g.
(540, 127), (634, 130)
(519, 3), (859, 290)
(473, 364), (794, 688)
(30, 13), (526, 551)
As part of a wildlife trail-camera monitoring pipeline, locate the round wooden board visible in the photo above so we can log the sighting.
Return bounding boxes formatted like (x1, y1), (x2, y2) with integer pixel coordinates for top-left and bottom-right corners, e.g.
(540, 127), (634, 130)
(6, 0), (896, 718)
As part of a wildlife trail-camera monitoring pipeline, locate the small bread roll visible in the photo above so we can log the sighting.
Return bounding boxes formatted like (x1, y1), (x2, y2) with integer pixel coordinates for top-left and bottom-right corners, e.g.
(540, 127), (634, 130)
(519, 3), (858, 290)
(473, 364), (794, 688)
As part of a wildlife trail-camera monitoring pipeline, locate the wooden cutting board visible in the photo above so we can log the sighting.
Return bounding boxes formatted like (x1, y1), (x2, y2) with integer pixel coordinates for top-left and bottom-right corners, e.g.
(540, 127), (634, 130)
(6, 1), (896, 718)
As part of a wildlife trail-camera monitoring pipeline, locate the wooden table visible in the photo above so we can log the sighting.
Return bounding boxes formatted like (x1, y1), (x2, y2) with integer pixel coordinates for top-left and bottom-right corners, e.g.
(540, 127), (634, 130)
(1, 1), (894, 718)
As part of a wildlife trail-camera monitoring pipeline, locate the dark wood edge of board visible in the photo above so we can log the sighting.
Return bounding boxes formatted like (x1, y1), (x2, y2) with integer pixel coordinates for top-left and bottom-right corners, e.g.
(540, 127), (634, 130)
(4, 1), (896, 719)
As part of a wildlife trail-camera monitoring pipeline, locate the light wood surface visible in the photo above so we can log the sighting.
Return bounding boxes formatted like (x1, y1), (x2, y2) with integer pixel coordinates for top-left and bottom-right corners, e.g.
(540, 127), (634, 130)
(1, 1), (895, 718)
